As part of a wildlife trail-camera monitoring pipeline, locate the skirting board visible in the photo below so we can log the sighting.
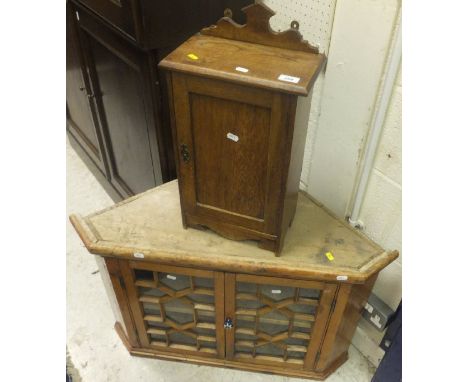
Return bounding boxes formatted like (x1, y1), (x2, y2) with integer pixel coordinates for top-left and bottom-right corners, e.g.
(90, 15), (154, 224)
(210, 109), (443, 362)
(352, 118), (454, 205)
(351, 322), (386, 367)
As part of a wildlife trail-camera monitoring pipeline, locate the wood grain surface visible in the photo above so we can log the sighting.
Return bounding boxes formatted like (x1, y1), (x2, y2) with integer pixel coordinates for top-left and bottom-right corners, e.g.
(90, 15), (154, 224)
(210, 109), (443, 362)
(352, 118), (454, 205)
(159, 34), (325, 96)
(70, 180), (399, 283)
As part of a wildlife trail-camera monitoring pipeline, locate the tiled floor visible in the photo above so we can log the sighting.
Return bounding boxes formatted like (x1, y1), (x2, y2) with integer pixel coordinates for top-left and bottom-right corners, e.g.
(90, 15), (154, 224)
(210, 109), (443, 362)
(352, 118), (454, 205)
(66, 140), (375, 382)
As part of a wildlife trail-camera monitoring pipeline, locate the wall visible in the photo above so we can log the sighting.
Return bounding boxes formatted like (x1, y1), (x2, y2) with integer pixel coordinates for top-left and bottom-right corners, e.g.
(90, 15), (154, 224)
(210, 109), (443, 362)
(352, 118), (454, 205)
(262, 0), (402, 365)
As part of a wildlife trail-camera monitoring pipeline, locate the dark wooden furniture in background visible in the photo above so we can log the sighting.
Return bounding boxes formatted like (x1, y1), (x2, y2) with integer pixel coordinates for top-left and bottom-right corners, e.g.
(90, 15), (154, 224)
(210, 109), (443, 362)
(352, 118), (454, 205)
(160, 4), (326, 254)
(66, 0), (253, 200)
(70, 180), (398, 380)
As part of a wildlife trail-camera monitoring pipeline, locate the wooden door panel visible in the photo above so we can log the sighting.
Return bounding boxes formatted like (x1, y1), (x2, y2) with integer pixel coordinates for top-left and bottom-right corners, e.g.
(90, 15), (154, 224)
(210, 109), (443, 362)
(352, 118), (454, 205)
(87, 37), (156, 195)
(191, 93), (270, 220)
(121, 261), (226, 359)
(172, 73), (289, 233)
(225, 273), (336, 370)
(66, 3), (105, 171)
(78, 9), (162, 197)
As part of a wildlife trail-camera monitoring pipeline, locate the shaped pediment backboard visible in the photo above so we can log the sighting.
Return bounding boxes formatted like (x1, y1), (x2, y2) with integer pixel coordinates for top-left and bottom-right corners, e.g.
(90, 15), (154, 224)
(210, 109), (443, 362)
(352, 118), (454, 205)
(201, 3), (319, 54)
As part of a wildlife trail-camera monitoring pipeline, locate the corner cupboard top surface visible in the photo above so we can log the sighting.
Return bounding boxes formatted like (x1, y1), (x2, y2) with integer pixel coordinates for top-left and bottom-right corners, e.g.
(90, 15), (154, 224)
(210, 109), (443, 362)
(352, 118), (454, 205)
(70, 181), (398, 284)
(159, 34), (325, 96)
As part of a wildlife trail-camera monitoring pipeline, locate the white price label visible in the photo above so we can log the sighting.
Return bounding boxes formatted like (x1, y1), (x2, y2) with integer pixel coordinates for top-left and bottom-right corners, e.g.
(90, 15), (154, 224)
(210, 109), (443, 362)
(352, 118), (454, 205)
(278, 74), (300, 83)
(227, 132), (239, 142)
(336, 275), (348, 281)
(166, 274), (177, 280)
(133, 252), (145, 259)
(235, 66), (249, 73)
(271, 289), (282, 294)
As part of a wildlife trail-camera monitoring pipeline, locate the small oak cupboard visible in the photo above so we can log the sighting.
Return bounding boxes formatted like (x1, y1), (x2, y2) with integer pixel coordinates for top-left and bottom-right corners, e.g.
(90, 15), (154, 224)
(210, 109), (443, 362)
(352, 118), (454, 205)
(70, 180), (398, 380)
(160, 4), (327, 254)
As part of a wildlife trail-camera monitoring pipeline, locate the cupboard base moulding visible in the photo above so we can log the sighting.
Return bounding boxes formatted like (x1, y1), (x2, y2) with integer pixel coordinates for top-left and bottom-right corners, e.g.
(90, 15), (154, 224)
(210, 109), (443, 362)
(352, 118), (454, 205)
(114, 322), (348, 380)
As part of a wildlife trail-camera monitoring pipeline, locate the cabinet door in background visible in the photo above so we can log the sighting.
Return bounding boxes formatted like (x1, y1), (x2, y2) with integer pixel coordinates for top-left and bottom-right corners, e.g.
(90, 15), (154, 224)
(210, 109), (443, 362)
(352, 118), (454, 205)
(66, 3), (107, 174)
(78, 10), (163, 197)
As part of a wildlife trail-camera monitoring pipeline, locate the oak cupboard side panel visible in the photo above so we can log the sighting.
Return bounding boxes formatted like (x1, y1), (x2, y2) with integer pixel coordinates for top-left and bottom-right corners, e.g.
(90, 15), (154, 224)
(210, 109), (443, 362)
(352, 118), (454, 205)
(104, 258), (140, 347)
(315, 274), (378, 371)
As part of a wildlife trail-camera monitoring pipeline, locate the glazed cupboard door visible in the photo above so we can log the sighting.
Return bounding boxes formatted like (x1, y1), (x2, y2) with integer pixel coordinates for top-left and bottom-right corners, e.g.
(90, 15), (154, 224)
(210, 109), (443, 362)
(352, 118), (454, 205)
(171, 73), (291, 237)
(121, 261), (226, 358)
(224, 274), (336, 370)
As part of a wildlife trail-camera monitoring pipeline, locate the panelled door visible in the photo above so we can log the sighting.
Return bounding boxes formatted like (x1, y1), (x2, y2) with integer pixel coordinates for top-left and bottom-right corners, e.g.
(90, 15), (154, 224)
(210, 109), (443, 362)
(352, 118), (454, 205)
(77, 8), (163, 197)
(121, 261), (226, 359)
(66, 2), (107, 174)
(224, 273), (337, 370)
(171, 73), (291, 235)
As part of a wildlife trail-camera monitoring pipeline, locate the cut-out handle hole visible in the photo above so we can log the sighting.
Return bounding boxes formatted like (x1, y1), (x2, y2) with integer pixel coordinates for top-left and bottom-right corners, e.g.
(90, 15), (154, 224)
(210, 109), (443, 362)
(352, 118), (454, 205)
(224, 8), (233, 18)
(291, 20), (299, 30)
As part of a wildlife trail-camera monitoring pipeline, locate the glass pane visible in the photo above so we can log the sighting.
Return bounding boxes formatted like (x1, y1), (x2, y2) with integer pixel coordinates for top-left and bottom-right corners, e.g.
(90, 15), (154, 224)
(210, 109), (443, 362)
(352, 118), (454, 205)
(258, 310), (290, 334)
(259, 284), (295, 301)
(195, 277), (214, 289)
(255, 343), (284, 357)
(134, 269), (152, 281)
(139, 286), (164, 298)
(142, 302), (161, 316)
(165, 299), (195, 324)
(158, 272), (190, 291)
(299, 288), (321, 299)
(169, 331), (197, 346)
(187, 293), (214, 304)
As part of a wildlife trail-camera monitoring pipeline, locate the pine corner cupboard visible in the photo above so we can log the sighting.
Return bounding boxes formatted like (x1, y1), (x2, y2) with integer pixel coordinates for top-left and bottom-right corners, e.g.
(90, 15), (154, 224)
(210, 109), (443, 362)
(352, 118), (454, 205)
(70, 180), (399, 380)
(159, 3), (327, 255)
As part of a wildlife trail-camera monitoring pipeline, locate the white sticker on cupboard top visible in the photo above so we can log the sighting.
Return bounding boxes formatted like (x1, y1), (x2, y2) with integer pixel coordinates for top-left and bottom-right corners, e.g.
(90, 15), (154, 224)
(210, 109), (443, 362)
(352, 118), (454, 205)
(235, 66), (249, 73)
(227, 132), (239, 142)
(278, 74), (300, 83)
(133, 252), (145, 259)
